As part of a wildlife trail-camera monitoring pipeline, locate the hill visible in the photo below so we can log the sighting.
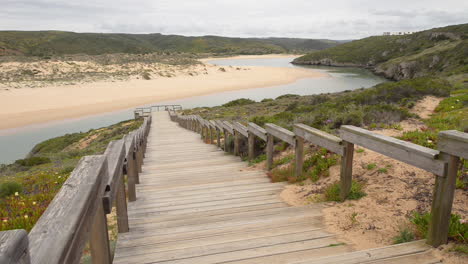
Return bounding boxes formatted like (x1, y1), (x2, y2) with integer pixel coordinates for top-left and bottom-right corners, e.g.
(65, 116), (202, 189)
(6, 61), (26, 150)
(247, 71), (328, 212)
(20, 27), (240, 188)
(293, 24), (468, 82)
(0, 31), (340, 57)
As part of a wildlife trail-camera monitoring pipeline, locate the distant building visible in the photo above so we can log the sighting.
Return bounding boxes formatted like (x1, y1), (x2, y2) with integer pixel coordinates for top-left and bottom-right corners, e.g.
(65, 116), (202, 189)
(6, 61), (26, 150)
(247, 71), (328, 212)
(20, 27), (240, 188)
(383, 31), (415, 36)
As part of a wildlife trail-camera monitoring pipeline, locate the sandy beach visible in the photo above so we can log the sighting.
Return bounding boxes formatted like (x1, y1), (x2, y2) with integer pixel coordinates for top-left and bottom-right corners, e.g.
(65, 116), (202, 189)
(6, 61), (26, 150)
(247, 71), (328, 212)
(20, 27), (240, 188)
(0, 55), (327, 130)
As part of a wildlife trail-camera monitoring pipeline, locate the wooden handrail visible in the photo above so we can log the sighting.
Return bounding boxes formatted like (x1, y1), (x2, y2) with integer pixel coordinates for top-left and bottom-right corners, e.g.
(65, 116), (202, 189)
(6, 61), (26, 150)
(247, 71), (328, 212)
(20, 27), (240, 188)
(0, 115), (151, 263)
(171, 111), (466, 248)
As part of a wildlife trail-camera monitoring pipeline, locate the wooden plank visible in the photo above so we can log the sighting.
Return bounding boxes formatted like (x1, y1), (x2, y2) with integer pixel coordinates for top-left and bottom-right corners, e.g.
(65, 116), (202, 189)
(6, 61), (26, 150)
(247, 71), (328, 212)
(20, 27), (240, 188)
(438, 130), (468, 159)
(124, 134), (137, 202)
(295, 240), (430, 264)
(248, 122), (267, 141)
(90, 202), (112, 264)
(0, 230), (30, 264)
(233, 122), (249, 138)
(294, 124), (345, 155)
(214, 120), (225, 131)
(265, 123), (295, 146)
(102, 140), (126, 214)
(222, 121), (234, 134)
(28, 155), (107, 264)
(248, 132), (255, 160)
(340, 125), (446, 176)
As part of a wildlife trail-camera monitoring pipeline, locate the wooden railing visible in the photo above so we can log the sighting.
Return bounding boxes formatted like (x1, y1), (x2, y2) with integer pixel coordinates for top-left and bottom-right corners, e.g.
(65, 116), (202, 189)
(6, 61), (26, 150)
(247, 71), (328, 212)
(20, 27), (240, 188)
(134, 104), (182, 118)
(170, 111), (467, 247)
(0, 116), (152, 264)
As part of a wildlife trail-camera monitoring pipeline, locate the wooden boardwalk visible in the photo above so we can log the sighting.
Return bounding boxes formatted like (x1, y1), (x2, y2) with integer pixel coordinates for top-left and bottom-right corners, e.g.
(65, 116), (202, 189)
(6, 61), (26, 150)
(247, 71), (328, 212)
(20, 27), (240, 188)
(113, 112), (439, 264)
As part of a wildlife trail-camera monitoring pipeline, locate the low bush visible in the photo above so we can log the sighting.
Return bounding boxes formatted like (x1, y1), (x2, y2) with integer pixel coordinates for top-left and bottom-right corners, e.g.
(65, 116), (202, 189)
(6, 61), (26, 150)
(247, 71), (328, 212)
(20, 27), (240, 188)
(0, 182), (23, 198)
(222, 98), (256, 107)
(393, 227), (415, 244)
(411, 212), (468, 243)
(15, 156), (51, 167)
(324, 180), (367, 202)
(302, 148), (338, 181)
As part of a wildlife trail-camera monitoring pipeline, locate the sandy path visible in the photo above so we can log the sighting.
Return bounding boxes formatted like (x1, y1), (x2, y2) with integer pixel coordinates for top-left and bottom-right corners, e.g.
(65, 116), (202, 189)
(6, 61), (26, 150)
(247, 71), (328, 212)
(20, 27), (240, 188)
(0, 59), (326, 130)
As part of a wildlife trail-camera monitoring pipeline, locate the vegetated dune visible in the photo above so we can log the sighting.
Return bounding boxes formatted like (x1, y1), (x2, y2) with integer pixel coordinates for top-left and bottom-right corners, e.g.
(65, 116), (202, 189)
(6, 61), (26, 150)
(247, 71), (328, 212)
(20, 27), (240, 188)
(293, 23), (468, 82)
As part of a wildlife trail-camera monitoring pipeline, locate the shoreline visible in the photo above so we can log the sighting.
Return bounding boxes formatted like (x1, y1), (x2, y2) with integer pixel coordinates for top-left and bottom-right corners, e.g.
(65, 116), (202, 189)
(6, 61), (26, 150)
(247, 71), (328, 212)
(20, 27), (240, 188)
(0, 58), (326, 130)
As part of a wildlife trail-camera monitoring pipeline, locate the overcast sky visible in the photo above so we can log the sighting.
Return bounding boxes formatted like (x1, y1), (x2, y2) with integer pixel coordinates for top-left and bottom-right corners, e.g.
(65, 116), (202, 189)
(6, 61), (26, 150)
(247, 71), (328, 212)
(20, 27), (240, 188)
(2, 0), (467, 39)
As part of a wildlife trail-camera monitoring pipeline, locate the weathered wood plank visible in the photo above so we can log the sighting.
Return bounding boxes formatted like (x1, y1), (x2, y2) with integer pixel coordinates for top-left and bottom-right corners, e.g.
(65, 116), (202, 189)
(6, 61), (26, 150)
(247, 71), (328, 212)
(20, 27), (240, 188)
(340, 141), (354, 200)
(438, 130), (468, 159)
(0, 230), (30, 264)
(265, 123), (295, 146)
(103, 140), (126, 214)
(222, 121), (234, 134)
(294, 124), (345, 155)
(28, 155), (108, 264)
(266, 134), (274, 170)
(233, 122), (249, 138)
(248, 122), (267, 141)
(340, 125), (446, 176)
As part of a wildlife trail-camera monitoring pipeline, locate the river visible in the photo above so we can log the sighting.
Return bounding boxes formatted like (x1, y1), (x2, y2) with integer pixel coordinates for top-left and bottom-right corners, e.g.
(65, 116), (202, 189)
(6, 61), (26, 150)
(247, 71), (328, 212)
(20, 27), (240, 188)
(0, 56), (386, 164)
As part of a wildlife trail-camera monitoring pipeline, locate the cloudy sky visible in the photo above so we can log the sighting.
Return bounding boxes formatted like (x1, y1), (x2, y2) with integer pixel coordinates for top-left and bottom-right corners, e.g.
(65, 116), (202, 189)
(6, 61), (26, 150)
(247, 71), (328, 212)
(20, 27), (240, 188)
(2, 0), (467, 39)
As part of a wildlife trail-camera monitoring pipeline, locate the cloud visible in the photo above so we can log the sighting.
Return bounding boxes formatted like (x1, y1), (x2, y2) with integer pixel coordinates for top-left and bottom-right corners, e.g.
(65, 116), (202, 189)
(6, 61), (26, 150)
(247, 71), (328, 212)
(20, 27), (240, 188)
(1, 0), (467, 39)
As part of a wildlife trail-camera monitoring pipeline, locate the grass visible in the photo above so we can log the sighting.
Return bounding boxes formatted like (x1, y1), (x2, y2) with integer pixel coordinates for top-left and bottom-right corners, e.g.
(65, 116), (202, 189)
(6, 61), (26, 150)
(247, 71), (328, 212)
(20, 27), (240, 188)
(302, 148), (338, 182)
(449, 244), (468, 255)
(393, 227), (416, 244)
(323, 180), (367, 202)
(366, 163), (377, 170)
(248, 154), (266, 165)
(272, 154), (294, 169)
(410, 212), (467, 244)
(0, 119), (142, 232)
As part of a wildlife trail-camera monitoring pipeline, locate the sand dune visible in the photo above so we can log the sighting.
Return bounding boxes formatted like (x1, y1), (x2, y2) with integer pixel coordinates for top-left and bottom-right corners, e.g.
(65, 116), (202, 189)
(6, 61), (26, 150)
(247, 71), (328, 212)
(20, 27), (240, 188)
(0, 57), (326, 130)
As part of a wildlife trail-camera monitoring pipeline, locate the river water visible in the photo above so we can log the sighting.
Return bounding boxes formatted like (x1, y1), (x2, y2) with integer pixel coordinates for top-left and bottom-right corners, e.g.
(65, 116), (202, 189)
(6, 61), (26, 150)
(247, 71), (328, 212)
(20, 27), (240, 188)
(0, 56), (386, 164)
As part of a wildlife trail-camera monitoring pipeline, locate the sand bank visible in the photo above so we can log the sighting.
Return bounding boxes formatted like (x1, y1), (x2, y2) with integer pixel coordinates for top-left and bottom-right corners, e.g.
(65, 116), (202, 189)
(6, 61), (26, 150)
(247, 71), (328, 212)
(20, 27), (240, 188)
(0, 62), (326, 130)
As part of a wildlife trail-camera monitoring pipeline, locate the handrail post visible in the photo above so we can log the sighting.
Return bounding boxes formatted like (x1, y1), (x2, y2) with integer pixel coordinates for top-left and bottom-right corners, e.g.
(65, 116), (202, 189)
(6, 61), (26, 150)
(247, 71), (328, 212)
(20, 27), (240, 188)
(428, 130), (467, 247)
(216, 128), (221, 148)
(223, 129), (229, 152)
(266, 133), (274, 170)
(248, 131), (255, 160)
(0, 230), (31, 264)
(340, 141), (354, 200)
(116, 176), (129, 233)
(295, 136), (304, 178)
(234, 130), (240, 155)
(90, 202), (112, 264)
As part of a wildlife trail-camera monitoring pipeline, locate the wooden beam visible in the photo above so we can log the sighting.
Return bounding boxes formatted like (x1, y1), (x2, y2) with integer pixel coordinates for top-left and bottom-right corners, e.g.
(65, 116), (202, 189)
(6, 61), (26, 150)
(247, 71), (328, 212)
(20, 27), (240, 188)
(295, 137), (304, 178)
(0, 230), (30, 264)
(124, 134), (137, 202)
(265, 123), (295, 146)
(266, 134), (274, 170)
(248, 132), (255, 161)
(102, 140), (126, 214)
(294, 124), (345, 156)
(428, 155), (459, 247)
(340, 125), (446, 176)
(340, 141), (354, 200)
(222, 121), (234, 135)
(438, 130), (468, 159)
(248, 122), (267, 141)
(28, 156), (108, 264)
(233, 122), (249, 138)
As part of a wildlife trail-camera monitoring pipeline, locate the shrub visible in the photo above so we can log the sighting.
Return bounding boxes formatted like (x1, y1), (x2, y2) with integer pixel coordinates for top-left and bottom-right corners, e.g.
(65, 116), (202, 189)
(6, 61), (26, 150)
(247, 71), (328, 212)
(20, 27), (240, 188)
(276, 94), (299, 100)
(272, 154), (294, 169)
(141, 72), (151, 80)
(222, 98), (255, 107)
(324, 180), (367, 202)
(269, 166), (296, 183)
(393, 228), (415, 244)
(411, 212), (468, 243)
(15, 156), (51, 167)
(249, 154), (266, 165)
(261, 98), (273, 103)
(302, 148), (338, 181)
(0, 182), (23, 198)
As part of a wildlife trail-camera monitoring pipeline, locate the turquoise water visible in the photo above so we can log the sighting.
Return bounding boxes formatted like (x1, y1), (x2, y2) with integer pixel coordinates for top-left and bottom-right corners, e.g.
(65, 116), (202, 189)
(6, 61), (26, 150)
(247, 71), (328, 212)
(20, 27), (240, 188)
(0, 57), (386, 164)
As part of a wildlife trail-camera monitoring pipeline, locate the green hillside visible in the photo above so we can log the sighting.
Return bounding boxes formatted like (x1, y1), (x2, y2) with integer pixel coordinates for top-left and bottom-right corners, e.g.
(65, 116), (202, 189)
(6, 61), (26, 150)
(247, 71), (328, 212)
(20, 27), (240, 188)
(293, 24), (468, 82)
(0, 31), (340, 57)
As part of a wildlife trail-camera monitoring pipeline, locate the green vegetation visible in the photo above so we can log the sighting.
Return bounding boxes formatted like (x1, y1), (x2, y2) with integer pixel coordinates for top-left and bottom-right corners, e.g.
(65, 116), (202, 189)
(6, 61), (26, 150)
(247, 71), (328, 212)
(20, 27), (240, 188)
(294, 24), (468, 82)
(0, 182), (23, 198)
(222, 98), (256, 107)
(0, 119), (142, 231)
(393, 227), (416, 244)
(0, 31), (339, 57)
(449, 244), (468, 255)
(366, 163), (377, 170)
(248, 154), (266, 165)
(302, 148), (338, 181)
(323, 180), (367, 202)
(411, 212), (467, 243)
